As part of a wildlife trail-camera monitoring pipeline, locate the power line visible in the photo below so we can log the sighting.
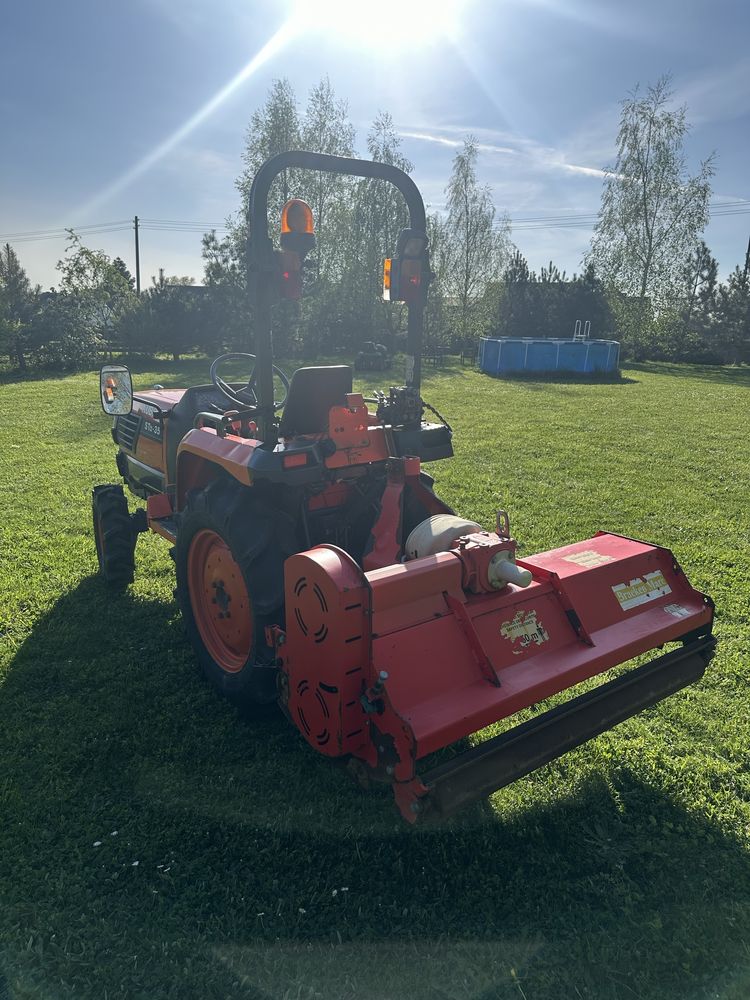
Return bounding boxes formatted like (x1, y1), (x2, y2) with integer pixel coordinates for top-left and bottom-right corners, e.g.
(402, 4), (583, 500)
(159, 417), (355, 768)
(0, 219), (229, 244)
(7, 226), (135, 244)
(140, 217), (229, 227)
(2, 200), (748, 243)
(0, 220), (132, 240)
(499, 200), (750, 232)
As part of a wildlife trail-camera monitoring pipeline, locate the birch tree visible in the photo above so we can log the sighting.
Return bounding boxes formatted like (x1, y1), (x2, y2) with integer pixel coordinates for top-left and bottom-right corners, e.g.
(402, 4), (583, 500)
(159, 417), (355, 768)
(587, 75), (714, 307)
(444, 137), (512, 340)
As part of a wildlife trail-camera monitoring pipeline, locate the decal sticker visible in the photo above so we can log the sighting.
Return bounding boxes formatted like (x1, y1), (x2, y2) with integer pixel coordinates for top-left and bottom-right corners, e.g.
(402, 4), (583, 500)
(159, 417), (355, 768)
(664, 603), (690, 618)
(562, 549), (615, 569)
(140, 416), (162, 441)
(612, 570), (671, 612)
(501, 609), (550, 655)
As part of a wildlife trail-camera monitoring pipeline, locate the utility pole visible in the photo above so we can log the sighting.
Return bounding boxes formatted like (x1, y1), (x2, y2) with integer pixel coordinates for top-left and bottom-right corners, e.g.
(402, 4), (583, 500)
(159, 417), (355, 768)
(744, 235), (750, 281)
(134, 215), (141, 294)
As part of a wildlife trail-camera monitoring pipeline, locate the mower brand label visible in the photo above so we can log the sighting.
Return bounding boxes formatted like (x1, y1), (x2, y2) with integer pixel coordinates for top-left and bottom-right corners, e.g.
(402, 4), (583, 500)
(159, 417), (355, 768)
(500, 609), (550, 654)
(562, 549), (615, 569)
(664, 603), (690, 619)
(612, 570), (671, 612)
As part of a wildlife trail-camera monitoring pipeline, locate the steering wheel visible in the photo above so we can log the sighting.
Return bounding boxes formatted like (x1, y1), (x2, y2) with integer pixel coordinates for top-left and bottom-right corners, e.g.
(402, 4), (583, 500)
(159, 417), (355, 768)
(209, 352), (290, 410)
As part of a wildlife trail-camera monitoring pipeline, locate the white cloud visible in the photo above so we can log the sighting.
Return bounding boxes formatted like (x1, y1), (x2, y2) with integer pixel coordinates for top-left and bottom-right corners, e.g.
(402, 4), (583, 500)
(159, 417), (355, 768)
(400, 123), (608, 181)
(400, 130), (517, 157)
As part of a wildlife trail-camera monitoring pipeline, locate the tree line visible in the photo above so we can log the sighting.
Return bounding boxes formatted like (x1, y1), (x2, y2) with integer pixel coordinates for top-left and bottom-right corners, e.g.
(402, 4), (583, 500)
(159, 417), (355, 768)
(1, 74), (748, 372)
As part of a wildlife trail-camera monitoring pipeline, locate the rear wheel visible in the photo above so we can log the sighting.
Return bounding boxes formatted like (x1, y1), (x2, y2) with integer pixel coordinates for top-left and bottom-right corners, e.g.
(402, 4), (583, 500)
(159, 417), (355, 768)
(92, 484), (136, 589)
(173, 478), (294, 711)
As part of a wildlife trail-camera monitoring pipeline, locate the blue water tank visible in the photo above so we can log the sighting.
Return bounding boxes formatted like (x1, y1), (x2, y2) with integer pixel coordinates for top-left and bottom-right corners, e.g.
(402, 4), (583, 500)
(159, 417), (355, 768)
(527, 339), (559, 371)
(585, 340), (620, 372)
(557, 340), (587, 373)
(479, 337), (620, 375)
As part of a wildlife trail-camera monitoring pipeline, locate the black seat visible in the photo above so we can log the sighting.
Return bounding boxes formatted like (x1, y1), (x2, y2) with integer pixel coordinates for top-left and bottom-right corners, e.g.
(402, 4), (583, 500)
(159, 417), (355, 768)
(278, 366), (353, 438)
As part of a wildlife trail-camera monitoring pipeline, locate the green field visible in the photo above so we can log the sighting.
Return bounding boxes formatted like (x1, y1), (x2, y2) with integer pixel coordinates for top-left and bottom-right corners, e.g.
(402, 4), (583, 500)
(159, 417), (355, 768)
(0, 360), (748, 999)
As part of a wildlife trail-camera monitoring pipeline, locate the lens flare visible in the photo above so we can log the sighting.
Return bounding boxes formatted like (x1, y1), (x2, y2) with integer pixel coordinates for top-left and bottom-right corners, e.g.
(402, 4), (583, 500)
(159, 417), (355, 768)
(70, 17), (300, 219)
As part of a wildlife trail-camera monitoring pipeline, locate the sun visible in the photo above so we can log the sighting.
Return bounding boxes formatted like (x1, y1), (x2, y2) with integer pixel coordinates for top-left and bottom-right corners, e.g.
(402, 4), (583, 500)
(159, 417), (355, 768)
(293, 0), (470, 49)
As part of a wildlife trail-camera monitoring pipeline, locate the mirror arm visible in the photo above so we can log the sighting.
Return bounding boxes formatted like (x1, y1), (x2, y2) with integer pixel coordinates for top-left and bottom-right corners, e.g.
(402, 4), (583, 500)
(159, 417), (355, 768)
(132, 394), (170, 419)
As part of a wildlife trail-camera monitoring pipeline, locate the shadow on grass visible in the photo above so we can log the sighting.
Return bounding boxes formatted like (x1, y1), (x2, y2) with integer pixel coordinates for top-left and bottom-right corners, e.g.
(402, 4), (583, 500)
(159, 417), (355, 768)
(627, 361), (750, 387)
(482, 370), (638, 386)
(1, 578), (750, 998)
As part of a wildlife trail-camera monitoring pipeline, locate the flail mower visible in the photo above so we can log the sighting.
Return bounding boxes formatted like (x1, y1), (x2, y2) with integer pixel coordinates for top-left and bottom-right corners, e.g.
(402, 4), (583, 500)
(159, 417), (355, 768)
(94, 151), (715, 823)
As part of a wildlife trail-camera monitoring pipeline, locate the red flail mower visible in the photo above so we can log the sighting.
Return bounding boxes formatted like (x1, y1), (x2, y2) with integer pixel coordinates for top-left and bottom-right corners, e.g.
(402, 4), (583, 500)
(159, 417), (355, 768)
(95, 152), (715, 823)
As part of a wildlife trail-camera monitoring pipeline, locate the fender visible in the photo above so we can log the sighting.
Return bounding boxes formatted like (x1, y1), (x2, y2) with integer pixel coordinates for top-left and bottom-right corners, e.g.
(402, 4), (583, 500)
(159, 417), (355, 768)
(176, 428), (261, 508)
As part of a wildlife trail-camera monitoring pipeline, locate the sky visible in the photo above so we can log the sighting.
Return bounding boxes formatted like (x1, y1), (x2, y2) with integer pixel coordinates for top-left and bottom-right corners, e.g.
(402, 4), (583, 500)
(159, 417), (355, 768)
(2, 0), (749, 291)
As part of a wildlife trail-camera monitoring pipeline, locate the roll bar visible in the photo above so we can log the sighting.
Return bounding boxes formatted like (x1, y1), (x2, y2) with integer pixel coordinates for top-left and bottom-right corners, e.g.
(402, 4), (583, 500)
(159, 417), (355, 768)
(246, 151), (428, 439)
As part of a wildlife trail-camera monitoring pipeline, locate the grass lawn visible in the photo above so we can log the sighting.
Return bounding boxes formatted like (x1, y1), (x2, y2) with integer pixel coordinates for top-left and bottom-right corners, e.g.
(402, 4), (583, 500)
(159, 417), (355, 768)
(0, 359), (748, 999)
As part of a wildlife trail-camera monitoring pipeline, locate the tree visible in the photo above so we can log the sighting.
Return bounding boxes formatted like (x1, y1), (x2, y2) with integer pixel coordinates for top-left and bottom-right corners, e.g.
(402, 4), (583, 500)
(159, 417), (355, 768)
(587, 75), (714, 307)
(673, 240), (719, 358)
(57, 232), (136, 341)
(26, 291), (101, 371)
(215, 77), (360, 357)
(349, 112), (415, 347)
(200, 229), (249, 354)
(0, 243), (38, 371)
(300, 76), (356, 281)
(494, 249), (533, 336)
(444, 137), (512, 341)
(715, 266), (750, 363)
(236, 78), (302, 234)
(112, 257), (135, 291)
(141, 273), (200, 362)
(424, 212), (451, 349)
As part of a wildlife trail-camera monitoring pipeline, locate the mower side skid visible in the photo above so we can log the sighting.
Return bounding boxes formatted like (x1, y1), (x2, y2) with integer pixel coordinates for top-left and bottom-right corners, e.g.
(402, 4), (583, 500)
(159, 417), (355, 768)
(396, 635), (716, 823)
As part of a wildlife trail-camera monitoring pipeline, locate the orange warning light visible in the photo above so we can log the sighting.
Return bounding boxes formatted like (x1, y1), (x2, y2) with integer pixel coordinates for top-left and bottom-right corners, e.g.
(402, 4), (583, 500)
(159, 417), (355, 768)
(281, 199), (315, 235)
(383, 257), (393, 301)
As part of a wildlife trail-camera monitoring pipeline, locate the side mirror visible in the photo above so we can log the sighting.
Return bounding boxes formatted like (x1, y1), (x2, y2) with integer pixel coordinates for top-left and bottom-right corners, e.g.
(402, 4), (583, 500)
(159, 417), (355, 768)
(100, 364), (133, 415)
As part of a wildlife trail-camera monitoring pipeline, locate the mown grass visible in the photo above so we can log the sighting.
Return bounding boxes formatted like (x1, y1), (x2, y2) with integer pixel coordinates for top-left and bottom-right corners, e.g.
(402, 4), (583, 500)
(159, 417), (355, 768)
(0, 358), (748, 999)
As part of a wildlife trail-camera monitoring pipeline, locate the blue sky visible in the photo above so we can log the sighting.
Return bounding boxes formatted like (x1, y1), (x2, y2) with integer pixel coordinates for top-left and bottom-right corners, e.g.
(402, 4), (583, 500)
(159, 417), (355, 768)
(2, 0), (749, 290)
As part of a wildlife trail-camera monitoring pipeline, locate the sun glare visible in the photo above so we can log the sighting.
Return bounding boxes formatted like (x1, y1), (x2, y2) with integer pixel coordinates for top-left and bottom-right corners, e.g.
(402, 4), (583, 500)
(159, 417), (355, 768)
(293, 0), (469, 49)
(73, 0), (471, 217)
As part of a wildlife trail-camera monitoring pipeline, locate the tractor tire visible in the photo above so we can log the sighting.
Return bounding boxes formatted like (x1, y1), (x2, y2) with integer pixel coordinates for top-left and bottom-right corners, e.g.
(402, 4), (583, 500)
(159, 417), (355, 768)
(173, 478), (294, 712)
(92, 484), (136, 589)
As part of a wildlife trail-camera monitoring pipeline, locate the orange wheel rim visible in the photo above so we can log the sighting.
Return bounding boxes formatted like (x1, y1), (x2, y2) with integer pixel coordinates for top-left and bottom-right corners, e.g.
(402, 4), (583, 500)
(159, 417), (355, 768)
(187, 529), (253, 673)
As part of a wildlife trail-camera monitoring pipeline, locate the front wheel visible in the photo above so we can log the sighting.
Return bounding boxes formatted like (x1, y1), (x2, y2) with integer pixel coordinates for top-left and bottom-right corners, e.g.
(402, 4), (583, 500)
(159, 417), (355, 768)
(92, 484), (136, 589)
(173, 478), (294, 711)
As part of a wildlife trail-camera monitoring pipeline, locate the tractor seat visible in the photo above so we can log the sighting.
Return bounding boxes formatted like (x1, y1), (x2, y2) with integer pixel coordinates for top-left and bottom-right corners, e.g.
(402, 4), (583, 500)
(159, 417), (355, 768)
(278, 365), (353, 438)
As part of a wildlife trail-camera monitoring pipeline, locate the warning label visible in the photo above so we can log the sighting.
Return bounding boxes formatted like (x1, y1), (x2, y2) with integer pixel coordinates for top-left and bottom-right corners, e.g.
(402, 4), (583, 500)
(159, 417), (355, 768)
(500, 609), (550, 655)
(562, 549), (615, 569)
(664, 603), (690, 619)
(612, 570), (671, 612)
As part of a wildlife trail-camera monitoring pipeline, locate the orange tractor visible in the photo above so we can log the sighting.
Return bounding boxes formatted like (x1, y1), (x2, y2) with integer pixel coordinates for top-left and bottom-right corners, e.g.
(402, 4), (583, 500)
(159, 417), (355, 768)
(94, 152), (715, 823)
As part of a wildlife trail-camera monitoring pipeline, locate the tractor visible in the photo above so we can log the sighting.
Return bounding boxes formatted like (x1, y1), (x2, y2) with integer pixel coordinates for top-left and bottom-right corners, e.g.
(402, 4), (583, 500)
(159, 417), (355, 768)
(355, 341), (391, 371)
(94, 152), (715, 823)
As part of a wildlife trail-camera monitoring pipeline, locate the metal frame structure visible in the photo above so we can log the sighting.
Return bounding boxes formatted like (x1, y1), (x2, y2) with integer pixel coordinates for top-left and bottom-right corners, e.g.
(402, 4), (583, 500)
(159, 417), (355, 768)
(246, 151), (429, 438)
